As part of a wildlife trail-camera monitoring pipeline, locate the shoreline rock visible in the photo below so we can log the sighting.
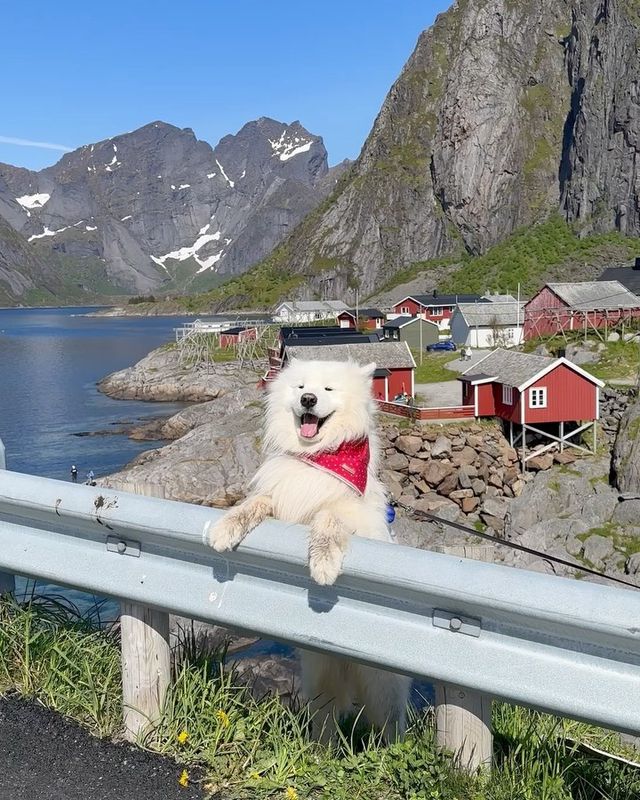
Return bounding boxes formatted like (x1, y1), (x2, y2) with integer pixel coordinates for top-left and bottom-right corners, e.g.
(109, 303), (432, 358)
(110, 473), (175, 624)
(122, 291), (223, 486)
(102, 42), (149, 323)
(98, 344), (259, 402)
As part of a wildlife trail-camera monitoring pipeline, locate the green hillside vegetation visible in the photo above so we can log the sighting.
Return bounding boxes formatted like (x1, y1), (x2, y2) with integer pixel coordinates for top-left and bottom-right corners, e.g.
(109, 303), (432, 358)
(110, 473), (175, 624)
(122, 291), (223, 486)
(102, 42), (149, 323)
(373, 217), (638, 300)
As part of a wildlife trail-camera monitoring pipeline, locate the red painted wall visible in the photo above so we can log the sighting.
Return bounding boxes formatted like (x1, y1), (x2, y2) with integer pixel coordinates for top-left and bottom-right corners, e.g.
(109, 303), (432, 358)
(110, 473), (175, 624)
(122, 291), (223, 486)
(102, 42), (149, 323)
(372, 376), (387, 401)
(392, 298), (454, 323)
(525, 363), (597, 424)
(476, 383), (497, 417)
(388, 368), (413, 399)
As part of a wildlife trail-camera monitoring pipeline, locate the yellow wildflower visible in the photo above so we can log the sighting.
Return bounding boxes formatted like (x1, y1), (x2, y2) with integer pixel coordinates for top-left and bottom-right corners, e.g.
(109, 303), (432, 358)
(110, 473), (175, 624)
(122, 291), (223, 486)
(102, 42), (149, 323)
(249, 771), (260, 780)
(284, 788), (298, 800)
(216, 709), (230, 728)
(177, 730), (189, 745)
(178, 769), (189, 788)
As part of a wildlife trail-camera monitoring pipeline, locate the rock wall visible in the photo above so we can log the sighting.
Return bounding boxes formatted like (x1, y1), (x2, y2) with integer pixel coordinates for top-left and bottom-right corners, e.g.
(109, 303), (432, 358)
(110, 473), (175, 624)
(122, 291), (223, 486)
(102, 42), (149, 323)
(382, 421), (528, 532)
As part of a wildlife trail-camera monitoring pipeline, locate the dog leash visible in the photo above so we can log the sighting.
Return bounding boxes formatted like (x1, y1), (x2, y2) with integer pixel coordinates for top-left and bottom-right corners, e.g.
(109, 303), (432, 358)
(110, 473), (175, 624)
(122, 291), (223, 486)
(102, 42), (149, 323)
(390, 498), (640, 592)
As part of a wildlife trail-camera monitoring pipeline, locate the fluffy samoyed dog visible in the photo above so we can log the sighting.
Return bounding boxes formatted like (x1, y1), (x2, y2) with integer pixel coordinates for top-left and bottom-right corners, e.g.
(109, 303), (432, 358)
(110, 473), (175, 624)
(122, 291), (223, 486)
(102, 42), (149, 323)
(207, 358), (410, 741)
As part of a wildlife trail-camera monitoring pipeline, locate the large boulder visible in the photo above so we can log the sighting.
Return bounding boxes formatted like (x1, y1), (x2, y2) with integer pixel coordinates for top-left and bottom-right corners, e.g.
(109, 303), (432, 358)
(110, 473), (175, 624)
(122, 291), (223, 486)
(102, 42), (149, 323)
(100, 388), (263, 506)
(612, 395), (640, 495)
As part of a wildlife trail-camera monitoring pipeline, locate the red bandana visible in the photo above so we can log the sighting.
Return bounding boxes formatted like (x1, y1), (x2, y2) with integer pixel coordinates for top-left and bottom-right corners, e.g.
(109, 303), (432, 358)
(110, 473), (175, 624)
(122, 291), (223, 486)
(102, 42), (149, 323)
(300, 438), (370, 495)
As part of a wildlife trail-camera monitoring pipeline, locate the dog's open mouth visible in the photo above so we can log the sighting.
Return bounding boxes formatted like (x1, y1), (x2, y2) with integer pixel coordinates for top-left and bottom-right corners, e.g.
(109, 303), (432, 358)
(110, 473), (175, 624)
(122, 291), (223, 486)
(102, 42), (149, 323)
(299, 413), (330, 439)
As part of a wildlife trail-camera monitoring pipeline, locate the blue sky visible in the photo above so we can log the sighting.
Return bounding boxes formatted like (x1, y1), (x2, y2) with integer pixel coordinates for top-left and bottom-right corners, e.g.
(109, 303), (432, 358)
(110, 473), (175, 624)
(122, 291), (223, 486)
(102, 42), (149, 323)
(1, 1), (451, 171)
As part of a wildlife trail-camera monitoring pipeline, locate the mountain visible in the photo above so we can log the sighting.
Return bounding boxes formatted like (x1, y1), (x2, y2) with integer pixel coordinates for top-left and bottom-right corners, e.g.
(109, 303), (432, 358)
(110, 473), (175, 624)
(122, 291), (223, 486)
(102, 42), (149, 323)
(249, 0), (640, 299)
(0, 118), (343, 304)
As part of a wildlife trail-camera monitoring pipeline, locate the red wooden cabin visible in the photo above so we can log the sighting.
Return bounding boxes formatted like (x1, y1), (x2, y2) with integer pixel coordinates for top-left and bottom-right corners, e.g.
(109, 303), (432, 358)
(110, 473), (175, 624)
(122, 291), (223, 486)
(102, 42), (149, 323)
(459, 348), (604, 468)
(219, 326), (257, 348)
(337, 308), (385, 331)
(523, 281), (640, 340)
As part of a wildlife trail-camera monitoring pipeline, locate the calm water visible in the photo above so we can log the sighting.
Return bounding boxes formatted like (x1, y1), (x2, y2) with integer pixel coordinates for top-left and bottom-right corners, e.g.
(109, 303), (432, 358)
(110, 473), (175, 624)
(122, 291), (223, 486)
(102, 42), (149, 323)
(0, 306), (193, 615)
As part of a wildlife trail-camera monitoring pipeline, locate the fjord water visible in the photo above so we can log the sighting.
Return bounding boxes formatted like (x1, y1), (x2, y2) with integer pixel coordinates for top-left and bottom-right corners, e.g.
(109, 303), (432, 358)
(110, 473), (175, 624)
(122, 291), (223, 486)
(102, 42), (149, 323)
(0, 306), (190, 614)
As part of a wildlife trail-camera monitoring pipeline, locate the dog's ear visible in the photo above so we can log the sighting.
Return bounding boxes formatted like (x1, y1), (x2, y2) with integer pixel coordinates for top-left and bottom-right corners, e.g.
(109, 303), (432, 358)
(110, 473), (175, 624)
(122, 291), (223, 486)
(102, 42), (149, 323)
(359, 362), (377, 379)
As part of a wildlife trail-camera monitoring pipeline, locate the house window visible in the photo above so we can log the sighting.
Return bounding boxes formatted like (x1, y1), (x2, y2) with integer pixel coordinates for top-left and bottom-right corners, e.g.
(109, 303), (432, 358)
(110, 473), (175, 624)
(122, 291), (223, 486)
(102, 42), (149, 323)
(400, 306), (410, 314)
(431, 306), (444, 316)
(529, 387), (547, 408)
(502, 385), (513, 405)
(376, 318), (382, 328)
(393, 330), (399, 339)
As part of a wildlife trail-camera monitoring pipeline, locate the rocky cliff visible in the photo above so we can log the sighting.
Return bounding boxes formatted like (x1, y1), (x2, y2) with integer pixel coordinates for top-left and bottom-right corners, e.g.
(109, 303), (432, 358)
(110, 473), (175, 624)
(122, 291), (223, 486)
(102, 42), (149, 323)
(0, 118), (340, 303)
(259, 0), (640, 298)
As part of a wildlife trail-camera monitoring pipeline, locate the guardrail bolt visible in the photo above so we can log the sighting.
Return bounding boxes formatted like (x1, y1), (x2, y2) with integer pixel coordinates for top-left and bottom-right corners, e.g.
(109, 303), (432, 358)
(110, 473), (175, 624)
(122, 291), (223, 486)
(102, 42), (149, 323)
(117, 541), (127, 554)
(449, 617), (462, 632)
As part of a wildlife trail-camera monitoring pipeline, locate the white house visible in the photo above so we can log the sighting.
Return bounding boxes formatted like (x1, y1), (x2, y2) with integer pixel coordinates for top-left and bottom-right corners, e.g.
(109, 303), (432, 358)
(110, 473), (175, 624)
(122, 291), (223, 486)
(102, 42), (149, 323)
(273, 300), (349, 324)
(450, 301), (526, 348)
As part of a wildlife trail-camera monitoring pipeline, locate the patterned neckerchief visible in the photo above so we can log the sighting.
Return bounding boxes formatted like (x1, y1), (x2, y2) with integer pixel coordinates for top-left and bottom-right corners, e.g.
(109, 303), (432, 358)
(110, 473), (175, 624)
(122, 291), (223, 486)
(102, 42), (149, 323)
(299, 438), (370, 495)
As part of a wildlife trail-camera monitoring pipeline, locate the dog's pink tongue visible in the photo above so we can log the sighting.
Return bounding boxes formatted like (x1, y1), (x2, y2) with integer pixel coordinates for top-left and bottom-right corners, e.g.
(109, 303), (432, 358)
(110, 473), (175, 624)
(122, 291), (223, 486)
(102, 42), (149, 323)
(300, 415), (319, 438)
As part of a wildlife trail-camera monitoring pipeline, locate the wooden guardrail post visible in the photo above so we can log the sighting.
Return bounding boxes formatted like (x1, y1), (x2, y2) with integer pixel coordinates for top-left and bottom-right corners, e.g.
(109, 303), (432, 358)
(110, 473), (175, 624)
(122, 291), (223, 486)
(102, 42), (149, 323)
(434, 544), (493, 771)
(0, 437), (15, 597)
(121, 602), (171, 741)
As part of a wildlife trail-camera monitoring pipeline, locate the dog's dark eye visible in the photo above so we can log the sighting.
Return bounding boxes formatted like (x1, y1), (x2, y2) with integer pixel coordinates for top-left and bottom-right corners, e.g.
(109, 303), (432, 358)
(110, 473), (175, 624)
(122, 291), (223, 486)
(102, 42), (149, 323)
(297, 385), (304, 389)
(325, 387), (333, 391)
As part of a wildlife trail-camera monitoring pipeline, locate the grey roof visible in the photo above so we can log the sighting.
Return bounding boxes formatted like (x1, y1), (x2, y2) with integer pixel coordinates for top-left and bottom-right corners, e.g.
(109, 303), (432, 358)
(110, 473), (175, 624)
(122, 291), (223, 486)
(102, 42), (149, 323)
(383, 316), (438, 330)
(406, 293), (487, 307)
(457, 372), (495, 384)
(546, 281), (640, 310)
(461, 348), (555, 388)
(276, 300), (349, 312)
(342, 307), (385, 318)
(483, 293), (518, 303)
(284, 340), (416, 369)
(599, 266), (640, 294)
(455, 301), (526, 327)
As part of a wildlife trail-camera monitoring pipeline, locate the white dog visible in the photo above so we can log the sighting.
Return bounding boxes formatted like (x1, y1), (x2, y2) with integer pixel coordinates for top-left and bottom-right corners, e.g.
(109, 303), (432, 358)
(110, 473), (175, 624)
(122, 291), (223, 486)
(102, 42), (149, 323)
(206, 358), (410, 741)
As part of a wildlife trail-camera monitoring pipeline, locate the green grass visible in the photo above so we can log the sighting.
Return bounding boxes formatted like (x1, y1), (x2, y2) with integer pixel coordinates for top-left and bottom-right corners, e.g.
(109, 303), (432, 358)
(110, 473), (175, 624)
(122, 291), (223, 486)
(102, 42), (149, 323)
(577, 523), (640, 561)
(582, 340), (640, 384)
(412, 350), (460, 383)
(441, 216), (638, 297)
(3, 596), (640, 799)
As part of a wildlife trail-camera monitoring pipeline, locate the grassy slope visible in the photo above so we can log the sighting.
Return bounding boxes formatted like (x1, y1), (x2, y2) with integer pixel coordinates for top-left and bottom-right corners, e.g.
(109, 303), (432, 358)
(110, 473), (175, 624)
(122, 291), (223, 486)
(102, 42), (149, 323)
(2, 597), (640, 799)
(376, 216), (638, 300)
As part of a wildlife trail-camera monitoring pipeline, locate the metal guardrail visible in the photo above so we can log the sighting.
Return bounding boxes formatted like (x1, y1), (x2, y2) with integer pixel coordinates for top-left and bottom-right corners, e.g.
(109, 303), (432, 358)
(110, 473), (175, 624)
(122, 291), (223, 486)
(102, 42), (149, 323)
(0, 469), (639, 740)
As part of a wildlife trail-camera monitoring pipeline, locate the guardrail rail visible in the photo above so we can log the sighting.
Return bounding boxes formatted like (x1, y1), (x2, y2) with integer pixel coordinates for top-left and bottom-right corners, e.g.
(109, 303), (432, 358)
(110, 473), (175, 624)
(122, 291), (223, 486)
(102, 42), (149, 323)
(0, 460), (639, 769)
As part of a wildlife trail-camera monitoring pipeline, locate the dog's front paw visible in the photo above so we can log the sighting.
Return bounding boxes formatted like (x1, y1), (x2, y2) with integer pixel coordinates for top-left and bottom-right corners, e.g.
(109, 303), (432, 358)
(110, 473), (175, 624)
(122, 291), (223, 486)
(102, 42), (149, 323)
(309, 546), (344, 586)
(205, 516), (246, 552)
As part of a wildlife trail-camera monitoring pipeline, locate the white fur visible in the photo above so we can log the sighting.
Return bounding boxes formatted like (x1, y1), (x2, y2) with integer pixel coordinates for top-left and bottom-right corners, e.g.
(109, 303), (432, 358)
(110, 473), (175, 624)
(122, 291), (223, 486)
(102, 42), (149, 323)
(206, 358), (410, 740)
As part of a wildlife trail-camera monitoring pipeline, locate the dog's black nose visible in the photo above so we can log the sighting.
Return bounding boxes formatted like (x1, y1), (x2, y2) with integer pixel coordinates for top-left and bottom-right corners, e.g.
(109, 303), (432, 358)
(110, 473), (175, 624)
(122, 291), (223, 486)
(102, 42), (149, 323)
(300, 393), (317, 409)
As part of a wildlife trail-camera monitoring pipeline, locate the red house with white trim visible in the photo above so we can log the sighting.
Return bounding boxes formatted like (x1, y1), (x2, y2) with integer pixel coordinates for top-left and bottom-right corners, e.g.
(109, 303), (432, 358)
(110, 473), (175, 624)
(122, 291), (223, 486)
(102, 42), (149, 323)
(391, 293), (486, 329)
(523, 281), (640, 339)
(459, 349), (604, 466)
(337, 308), (385, 331)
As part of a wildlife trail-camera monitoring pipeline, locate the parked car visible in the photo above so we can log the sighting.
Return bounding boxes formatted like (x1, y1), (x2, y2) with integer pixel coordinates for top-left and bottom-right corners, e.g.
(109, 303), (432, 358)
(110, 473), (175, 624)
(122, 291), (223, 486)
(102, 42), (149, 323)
(426, 339), (457, 352)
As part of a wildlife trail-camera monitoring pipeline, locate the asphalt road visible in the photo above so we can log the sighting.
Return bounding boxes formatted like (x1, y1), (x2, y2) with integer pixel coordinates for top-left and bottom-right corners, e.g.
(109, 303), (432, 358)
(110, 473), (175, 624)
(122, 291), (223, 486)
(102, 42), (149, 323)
(0, 695), (207, 800)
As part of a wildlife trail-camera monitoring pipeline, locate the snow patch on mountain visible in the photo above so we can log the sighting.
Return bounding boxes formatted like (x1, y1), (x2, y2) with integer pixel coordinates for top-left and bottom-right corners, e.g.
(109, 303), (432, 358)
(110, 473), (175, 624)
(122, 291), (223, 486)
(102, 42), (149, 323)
(28, 225), (69, 241)
(215, 160), (234, 188)
(268, 131), (313, 161)
(151, 230), (224, 272)
(16, 193), (50, 210)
